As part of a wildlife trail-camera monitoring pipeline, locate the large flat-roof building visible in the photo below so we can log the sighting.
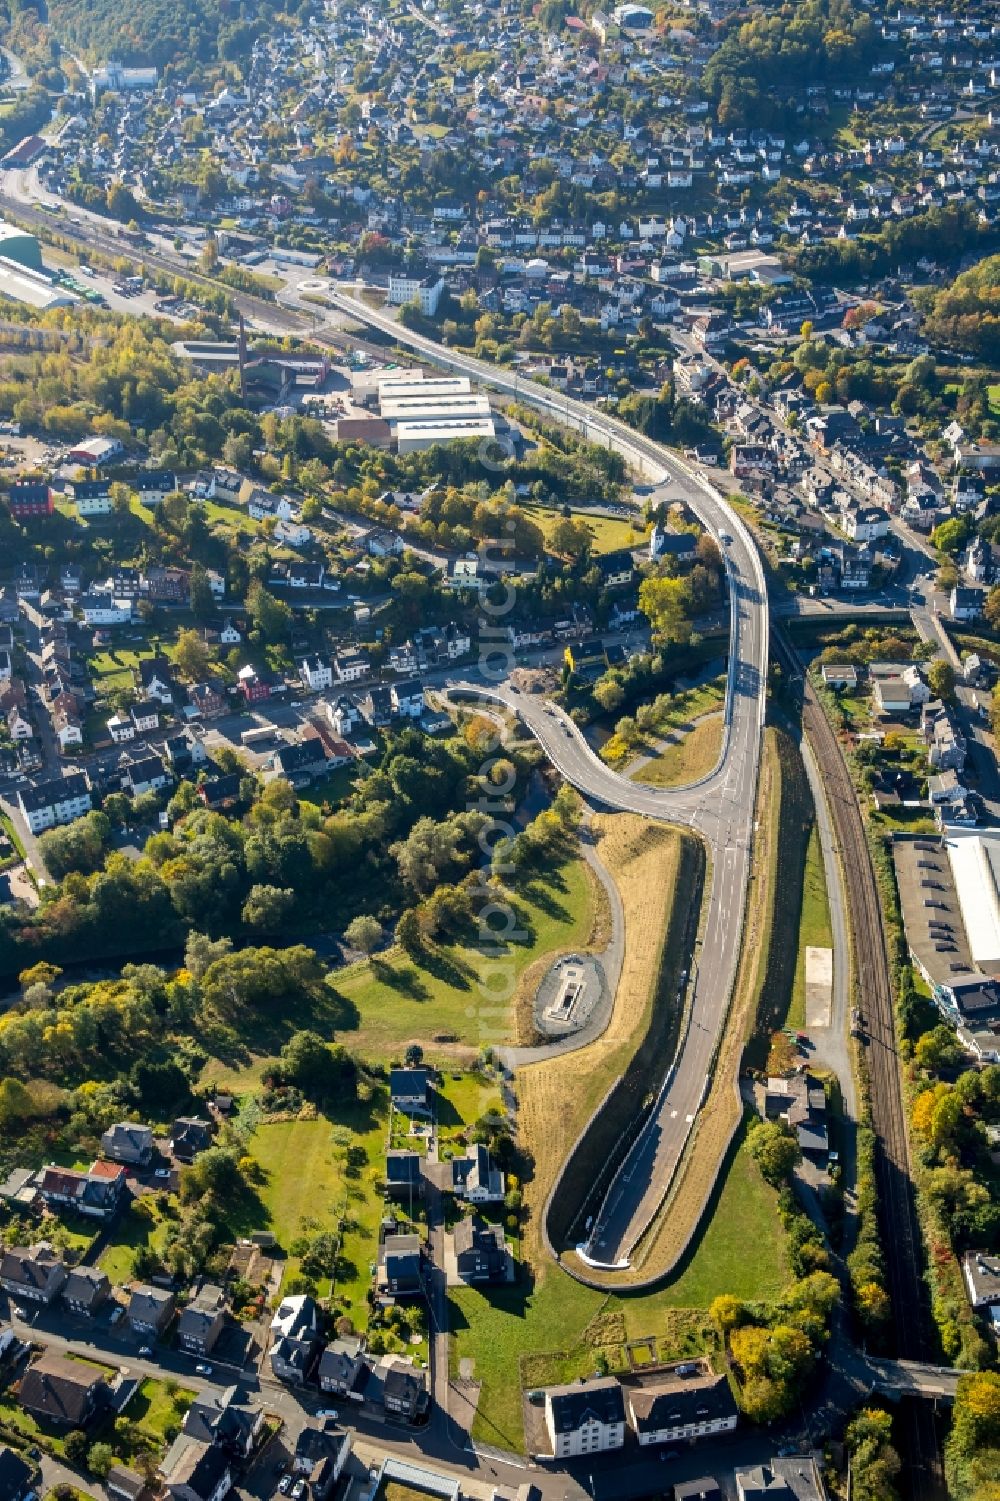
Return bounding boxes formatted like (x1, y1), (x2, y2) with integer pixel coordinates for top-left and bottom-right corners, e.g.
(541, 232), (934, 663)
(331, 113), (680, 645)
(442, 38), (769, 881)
(0, 257), (77, 311)
(380, 394), (493, 423)
(395, 418), (496, 453)
(946, 830), (1000, 972)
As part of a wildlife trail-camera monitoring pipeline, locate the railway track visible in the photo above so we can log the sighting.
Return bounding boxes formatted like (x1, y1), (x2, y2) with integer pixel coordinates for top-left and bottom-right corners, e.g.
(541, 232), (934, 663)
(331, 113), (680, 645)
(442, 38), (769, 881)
(774, 626), (943, 1499)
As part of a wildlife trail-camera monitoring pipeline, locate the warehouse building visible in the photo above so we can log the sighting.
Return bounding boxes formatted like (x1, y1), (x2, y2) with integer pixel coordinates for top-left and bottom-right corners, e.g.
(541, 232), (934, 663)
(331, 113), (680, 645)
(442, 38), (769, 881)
(0, 258), (77, 311)
(380, 393), (493, 423)
(945, 829), (1000, 971)
(396, 418), (496, 453)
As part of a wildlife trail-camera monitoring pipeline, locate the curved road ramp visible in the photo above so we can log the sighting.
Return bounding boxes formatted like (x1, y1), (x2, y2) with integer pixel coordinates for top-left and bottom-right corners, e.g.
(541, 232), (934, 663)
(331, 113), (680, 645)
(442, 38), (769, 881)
(324, 289), (769, 1280)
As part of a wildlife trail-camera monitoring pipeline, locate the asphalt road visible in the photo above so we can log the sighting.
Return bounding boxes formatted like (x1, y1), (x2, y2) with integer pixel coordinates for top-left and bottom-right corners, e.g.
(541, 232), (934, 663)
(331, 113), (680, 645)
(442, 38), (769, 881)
(306, 289), (767, 1267)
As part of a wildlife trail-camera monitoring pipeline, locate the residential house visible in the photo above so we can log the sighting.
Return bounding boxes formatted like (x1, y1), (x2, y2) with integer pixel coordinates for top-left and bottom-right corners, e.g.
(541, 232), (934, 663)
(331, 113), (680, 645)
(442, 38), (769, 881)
(0, 1244), (66, 1304)
(871, 665), (929, 716)
(131, 701), (160, 734)
(301, 657), (333, 693)
(269, 1293), (322, 1385)
(385, 1152), (423, 1202)
(7, 481), (53, 519)
(106, 1467), (154, 1501)
(951, 586), (984, 622)
(382, 1362), (428, 1423)
(922, 701), (967, 772)
(70, 480), (112, 518)
(820, 663), (858, 690)
(358, 685), (393, 729)
(107, 714), (135, 745)
(390, 680), (424, 719)
(178, 1283), (226, 1356)
(79, 594), (132, 627)
(389, 1068), (431, 1113)
(121, 755), (171, 798)
(564, 639), (607, 674)
(361, 528), (405, 558)
(451, 1144), (504, 1203)
(623, 1363), (738, 1446)
(317, 1337), (367, 1397)
(162, 1440), (232, 1501)
(37, 1161), (126, 1221)
(170, 1118), (213, 1162)
(134, 472), (178, 508)
(593, 550), (636, 588)
(271, 739), (327, 784)
(137, 657), (175, 705)
(842, 505), (889, 542)
(182, 1386), (265, 1458)
(18, 1351), (109, 1429)
(17, 772), (91, 834)
(543, 1377), (626, 1458)
(763, 1074), (828, 1161)
(0, 1447), (34, 1501)
(127, 1284), (176, 1338)
(452, 1217), (508, 1284)
(236, 665), (271, 704)
(326, 696), (362, 738)
(198, 775), (242, 811)
(735, 1457), (826, 1501)
(291, 1425), (352, 1501)
(61, 1267), (111, 1317)
(188, 681), (227, 719)
(334, 650), (371, 683)
(377, 1231), (424, 1298)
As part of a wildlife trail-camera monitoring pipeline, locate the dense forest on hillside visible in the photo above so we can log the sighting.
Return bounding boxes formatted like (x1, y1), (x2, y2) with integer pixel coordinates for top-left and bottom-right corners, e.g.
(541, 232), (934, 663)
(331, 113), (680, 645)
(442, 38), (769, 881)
(923, 255), (1000, 364)
(13, 0), (310, 70)
(703, 0), (877, 128)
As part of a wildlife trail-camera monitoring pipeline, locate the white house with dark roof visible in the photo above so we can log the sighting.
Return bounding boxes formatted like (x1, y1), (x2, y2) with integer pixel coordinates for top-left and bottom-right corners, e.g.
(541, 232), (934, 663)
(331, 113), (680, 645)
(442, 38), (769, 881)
(544, 1377), (626, 1458)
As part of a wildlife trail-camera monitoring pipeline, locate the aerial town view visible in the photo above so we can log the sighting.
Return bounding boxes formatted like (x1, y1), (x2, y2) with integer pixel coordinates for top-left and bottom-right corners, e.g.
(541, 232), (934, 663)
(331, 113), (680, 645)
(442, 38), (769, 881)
(0, 0), (997, 1499)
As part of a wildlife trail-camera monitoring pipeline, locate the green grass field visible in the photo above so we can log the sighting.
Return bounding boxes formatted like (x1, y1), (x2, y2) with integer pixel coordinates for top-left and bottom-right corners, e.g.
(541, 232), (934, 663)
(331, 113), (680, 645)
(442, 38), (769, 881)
(298, 762), (367, 808)
(788, 825), (833, 1030)
(125, 1377), (195, 1451)
(98, 1199), (173, 1284)
(249, 1108), (388, 1315)
(332, 851), (595, 1059)
(435, 1071), (503, 1157)
(197, 499), (260, 538)
(87, 644), (156, 691)
(633, 714), (723, 789)
(448, 1133), (788, 1450)
(523, 505), (646, 555)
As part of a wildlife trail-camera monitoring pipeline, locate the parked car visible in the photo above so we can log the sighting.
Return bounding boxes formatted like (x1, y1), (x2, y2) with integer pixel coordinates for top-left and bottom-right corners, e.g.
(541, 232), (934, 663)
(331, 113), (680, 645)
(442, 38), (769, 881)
(279, 1477), (293, 1494)
(195, 1364), (212, 1376)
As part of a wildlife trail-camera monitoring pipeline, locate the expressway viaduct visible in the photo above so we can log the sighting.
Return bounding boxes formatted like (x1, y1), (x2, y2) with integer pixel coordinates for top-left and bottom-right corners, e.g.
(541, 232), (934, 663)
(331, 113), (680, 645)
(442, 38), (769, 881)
(314, 288), (770, 1270)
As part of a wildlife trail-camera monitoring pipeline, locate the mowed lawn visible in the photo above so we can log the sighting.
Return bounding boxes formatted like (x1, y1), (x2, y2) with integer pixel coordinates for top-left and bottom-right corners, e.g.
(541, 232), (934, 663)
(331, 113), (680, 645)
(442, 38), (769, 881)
(789, 824), (833, 1030)
(99, 1199), (173, 1284)
(87, 645), (157, 691)
(523, 504), (647, 555)
(126, 1377), (195, 1451)
(449, 1134), (788, 1450)
(332, 852), (595, 1059)
(250, 1110), (387, 1316)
